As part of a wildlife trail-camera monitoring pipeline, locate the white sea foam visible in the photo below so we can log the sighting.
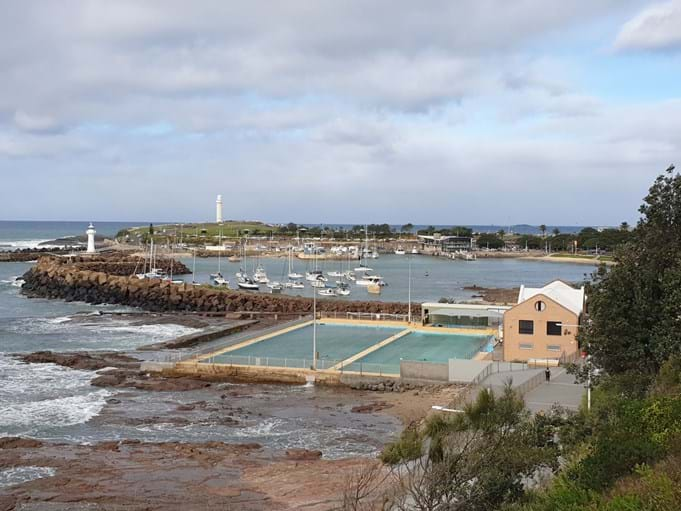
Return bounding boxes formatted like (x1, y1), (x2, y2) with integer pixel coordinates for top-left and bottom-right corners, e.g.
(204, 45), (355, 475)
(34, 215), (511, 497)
(0, 356), (110, 435)
(94, 323), (201, 341)
(0, 276), (25, 288)
(0, 239), (62, 251)
(232, 418), (289, 438)
(45, 316), (72, 324)
(0, 466), (56, 488)
(0, 389), (111, 431)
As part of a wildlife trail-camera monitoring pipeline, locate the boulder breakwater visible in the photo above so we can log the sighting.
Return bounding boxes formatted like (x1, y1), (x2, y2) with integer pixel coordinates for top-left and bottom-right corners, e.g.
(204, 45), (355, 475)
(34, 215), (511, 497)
(22, 256), (415, 315)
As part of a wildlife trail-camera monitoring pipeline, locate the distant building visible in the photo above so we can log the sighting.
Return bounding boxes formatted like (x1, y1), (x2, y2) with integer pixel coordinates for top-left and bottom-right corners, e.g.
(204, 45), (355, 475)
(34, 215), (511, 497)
(503, 280), (585, 363)
(421, 302), (509, 328)
(418, 234), (476, 253)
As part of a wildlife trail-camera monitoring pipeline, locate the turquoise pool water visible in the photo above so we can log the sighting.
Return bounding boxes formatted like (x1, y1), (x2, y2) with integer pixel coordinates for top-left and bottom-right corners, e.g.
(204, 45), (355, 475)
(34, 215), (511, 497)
(350, 331), (490, 374)
(210, 323), (400, 365)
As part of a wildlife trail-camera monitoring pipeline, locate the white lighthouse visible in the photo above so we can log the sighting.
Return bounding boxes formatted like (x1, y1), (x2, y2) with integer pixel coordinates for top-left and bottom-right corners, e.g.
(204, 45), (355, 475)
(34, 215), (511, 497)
(216, 195), (223, 224)
(86, 223), (96, 253)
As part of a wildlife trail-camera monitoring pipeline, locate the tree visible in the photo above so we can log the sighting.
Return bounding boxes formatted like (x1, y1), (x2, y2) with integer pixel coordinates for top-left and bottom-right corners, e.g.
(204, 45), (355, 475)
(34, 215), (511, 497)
(581, 164), (681, 376)
(539, 224), (547, 238)
(449, 226), (473, 237)
(552, 227), (560, 236)
(498, 229), (506, 238)
(477, 233), (504, 249)
(401, 223), (414, 233)
(148, 223), (154, 236)
(379, 386), (560, 511)
(620, 221), (630, 231)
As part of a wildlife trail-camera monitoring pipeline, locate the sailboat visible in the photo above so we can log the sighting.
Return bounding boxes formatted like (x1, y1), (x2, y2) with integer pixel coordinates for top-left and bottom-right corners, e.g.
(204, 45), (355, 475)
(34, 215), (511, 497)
(287, 247), (303, 279)
(267, 281), (283, 293)
(136, 238), (167, 279)
(306, 245), (327, 282)
(254, 265), (269, 284)
(318, 288), (337, 296)
(354, 226), (373, 272)
(236, 238), (260, 289)
(211, 228), (225, 282)
(356, 274), (387, 287)
(284, 280), (305, 289)
(336, 280), (351, 296)
(214, 275), (229, 286)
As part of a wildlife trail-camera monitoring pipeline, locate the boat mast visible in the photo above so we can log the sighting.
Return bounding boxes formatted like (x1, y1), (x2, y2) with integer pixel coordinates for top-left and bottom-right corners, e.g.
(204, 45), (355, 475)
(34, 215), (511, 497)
(192, 248), (196, 283)
(312, 248), (317, 370)
(217, 227), (222, 275)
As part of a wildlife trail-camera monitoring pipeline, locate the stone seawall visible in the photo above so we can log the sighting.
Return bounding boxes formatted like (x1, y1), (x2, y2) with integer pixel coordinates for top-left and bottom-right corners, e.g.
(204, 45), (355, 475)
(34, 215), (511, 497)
(0, 248), (83, 262)
(21, 256), (415, 315)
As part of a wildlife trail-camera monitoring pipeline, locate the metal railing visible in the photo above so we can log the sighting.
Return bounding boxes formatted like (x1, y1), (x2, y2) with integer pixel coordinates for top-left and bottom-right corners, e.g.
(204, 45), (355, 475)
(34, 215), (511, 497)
(328, 311), (409, 322)
(194, 353), (398, 375)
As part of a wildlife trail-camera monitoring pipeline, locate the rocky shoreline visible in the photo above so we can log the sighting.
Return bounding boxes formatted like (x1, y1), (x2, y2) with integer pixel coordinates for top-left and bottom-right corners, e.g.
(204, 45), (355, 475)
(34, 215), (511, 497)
(0, 436), (370, 510)
(22, 255), (417, 315)
(3, 345), (462, 509)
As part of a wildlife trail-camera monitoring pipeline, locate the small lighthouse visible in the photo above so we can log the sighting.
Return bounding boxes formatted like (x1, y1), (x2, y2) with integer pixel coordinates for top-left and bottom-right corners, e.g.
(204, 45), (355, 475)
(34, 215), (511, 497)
(86, 223), (96, 253)
(216, 195), (223, 224)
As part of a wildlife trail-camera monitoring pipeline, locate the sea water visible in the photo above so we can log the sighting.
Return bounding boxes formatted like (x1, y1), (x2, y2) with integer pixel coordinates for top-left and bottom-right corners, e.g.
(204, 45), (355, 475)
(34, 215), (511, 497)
(0, 221), (593, 458)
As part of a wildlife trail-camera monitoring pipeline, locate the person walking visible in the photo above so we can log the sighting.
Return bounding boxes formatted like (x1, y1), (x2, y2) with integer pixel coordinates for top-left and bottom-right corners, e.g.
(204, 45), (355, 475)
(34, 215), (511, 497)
(545, 367), (551, 382)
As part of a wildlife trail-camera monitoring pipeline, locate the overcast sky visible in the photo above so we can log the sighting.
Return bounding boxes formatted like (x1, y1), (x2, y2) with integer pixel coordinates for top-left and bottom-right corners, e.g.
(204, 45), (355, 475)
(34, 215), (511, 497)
(1, 1), (680, 225)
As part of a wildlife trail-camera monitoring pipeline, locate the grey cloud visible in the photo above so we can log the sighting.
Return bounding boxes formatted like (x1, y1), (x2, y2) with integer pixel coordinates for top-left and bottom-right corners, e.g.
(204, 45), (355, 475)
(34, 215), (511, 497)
(614, 1), (681, 51)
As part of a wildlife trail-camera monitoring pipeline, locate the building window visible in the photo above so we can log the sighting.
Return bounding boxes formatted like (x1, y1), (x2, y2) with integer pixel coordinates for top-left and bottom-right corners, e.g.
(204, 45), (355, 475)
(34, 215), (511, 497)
(519, 320), (534, 335)
(547, 345), (561, 352)
(534, 301), (546, 312)
(546, 321), (562, 336)
(519, 343), (534, 350)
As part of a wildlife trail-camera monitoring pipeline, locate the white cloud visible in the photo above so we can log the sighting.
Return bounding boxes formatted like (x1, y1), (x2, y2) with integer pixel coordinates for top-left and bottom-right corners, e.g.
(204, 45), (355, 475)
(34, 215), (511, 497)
(614, 0), (681, 51)
(0, 0), (675, 225)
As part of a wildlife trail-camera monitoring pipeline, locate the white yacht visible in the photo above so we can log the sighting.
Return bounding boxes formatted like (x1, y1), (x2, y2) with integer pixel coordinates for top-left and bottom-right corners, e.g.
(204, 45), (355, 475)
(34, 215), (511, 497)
(356, 274), (387, 287)
(353, 265), (373, 272)
(336, 282), (351, 296)
(267, 281), (283, 293)
(254, 266), (269, 284)
(284, 281), (305, 289)
(213, 276), (229, 286)
(310, 279), (326, 288)
(394, 246), (406, 255)
(327, 271), (344, 277)
(306, 270), (327, 282)
(411, 247), (420, 255)
(286, 248), (303, 279)
(237, 276), (259, 290)
(318, 288), (337, 297)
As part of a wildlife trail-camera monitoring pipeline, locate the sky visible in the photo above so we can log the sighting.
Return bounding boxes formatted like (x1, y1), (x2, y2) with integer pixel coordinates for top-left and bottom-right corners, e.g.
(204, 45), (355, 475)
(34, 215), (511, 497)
(1, 1), (680, 226)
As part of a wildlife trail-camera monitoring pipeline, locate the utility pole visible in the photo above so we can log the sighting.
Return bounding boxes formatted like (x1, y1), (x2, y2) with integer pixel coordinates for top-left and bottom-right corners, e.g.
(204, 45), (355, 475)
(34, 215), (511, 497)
(408, 254), (412, 324)
(312, 247), (317, 370)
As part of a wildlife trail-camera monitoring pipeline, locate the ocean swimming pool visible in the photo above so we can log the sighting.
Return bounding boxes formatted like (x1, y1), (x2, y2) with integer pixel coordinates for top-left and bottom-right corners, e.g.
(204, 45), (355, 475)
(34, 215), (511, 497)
(348, 330), (490, 374)
(209, 322), (401, 366)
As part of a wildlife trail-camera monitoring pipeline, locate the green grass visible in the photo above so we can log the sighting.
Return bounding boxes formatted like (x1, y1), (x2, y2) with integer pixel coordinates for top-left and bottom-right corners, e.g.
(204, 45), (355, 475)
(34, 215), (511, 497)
(120, 221), (278, 241)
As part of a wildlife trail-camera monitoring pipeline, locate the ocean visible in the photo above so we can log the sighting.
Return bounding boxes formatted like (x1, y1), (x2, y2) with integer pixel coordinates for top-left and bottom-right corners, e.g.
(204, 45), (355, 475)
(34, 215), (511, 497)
(0, 220), (141, 251)
(0, 221), (594, 478)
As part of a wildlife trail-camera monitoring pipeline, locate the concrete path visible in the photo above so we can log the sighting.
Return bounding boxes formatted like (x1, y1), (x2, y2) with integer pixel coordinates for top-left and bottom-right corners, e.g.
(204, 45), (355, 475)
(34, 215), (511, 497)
(476, 365), (585, 414)
(523, 367), (585, 413)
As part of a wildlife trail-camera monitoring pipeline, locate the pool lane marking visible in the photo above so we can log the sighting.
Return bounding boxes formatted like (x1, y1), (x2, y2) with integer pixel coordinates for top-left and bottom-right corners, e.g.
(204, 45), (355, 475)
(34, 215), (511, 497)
(329, 328), (413, 371)
(194, 319), (314, 362)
